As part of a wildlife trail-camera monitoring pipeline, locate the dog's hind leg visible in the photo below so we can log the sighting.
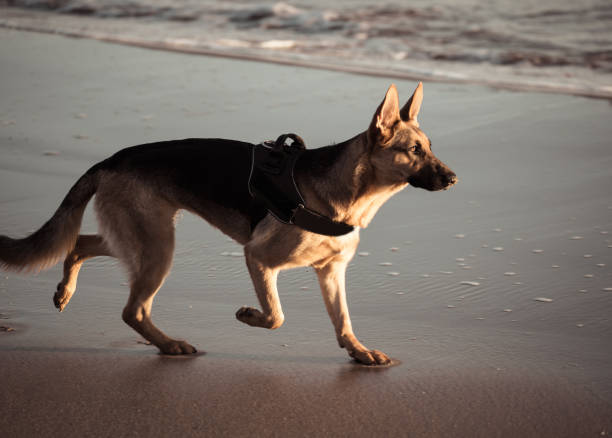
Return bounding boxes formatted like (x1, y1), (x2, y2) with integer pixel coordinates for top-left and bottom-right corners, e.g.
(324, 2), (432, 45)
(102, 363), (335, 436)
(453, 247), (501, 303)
(122, 249), (196, 355)
(54, 234), (112, 311)
(118, 226), (196, 355)
(235, 245), (284, 330)
(94, 179), (196, 355)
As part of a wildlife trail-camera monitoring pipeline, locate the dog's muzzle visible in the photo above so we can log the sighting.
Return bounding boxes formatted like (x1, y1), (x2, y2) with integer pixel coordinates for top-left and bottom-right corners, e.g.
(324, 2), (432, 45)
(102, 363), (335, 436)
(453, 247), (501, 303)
(407, 169), (457, 191)
(442, 172), (458, 189)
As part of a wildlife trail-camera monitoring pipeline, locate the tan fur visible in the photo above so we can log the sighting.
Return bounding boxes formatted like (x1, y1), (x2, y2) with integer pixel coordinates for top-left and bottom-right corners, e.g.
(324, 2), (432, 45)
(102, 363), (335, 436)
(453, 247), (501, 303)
(0, 83), (456, 364)
(0, 170), (98, 273)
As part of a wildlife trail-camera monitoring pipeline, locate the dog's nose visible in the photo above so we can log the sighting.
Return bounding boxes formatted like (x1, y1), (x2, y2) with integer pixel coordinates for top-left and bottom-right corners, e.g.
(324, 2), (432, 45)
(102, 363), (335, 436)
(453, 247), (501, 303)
(445, 172), (457, 187)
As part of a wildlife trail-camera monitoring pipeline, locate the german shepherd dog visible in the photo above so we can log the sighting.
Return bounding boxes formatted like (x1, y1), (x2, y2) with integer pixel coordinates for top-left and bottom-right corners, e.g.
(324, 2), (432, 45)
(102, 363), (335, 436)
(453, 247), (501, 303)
(0, 83), (456, 365)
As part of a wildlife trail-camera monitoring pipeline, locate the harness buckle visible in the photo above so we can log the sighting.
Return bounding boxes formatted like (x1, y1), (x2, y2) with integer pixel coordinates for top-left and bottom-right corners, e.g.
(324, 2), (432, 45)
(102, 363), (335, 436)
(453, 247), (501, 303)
(289, 203), (304, 224)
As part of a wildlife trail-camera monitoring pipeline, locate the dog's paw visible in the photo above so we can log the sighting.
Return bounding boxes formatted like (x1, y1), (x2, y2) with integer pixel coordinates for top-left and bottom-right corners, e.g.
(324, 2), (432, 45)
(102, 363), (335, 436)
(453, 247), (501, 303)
(235, 306), (283, 329)
(159, 340), (197, 355)
(349, 348), (391, 366)
(53, 282), (74, 312)
(236, 306), (264, 326)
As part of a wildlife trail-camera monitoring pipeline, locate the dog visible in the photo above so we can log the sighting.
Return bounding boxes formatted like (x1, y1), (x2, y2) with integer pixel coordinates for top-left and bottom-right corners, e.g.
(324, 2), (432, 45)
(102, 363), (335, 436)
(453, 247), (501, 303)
(0, 83), (456, 365)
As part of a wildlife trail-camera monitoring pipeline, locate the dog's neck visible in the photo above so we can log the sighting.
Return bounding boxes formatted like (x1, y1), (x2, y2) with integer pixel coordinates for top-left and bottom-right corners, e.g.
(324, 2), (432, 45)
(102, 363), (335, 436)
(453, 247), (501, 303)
(295, 132), (407, 229)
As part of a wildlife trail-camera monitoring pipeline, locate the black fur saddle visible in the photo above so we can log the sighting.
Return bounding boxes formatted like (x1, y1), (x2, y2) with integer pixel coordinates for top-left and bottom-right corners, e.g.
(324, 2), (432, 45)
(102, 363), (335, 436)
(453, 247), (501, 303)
(248, 134), (354, 237)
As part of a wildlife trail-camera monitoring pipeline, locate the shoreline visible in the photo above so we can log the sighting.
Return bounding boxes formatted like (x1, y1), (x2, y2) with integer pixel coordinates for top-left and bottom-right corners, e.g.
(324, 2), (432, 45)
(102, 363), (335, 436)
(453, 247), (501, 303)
(1, 7), (611, 100)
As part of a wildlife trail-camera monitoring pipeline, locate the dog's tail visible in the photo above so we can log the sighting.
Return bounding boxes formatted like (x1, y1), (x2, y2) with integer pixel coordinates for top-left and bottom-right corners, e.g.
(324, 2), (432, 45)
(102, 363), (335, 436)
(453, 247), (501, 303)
(0, 165), (100, 273)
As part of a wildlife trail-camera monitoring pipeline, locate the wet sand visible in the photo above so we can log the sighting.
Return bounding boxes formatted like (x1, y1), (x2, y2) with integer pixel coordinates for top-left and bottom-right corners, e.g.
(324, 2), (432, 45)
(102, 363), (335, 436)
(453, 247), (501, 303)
(1, 29), (611, 437)
(1, 349), (611, 437)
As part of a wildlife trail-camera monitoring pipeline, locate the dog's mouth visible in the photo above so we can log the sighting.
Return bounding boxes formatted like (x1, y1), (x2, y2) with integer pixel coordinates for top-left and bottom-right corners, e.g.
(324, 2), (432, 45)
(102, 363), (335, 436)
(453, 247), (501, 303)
(408, 173), (457, 191)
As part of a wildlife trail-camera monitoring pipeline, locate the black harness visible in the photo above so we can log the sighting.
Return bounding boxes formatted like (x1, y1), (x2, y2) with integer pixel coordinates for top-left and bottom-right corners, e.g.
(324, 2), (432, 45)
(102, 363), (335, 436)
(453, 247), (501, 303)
(248, 134), (354, 237)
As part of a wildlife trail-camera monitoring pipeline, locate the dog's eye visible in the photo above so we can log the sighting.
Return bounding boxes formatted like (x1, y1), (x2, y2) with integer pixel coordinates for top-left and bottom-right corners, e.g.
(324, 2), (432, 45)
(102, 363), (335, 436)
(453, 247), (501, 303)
(409, 142), (423, 154)
(393, 143), (421, 156)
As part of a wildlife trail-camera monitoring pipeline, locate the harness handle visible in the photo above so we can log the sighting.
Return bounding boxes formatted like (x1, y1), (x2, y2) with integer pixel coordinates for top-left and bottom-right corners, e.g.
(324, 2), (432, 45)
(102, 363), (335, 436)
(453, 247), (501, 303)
(273, 133), (306, 151)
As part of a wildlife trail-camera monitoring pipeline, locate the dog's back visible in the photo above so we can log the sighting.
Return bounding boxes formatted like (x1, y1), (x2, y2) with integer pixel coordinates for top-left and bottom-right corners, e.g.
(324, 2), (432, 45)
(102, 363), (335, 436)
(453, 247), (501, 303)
(96, 138), (268, 243)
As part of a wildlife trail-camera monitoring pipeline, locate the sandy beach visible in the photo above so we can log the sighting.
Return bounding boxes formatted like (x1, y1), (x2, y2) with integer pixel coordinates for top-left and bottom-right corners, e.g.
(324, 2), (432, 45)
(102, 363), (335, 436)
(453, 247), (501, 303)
(1, 28), (611, 437)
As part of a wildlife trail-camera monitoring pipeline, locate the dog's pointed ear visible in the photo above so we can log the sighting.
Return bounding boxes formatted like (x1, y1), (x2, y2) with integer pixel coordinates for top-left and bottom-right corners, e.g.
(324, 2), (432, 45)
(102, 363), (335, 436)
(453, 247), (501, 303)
(369, 84), (400, 145)
(399, 82), (423, 124)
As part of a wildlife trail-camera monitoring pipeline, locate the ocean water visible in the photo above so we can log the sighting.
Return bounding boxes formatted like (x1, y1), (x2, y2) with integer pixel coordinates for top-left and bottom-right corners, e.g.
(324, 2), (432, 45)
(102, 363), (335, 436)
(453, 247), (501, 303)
(1, 0), (611, 98)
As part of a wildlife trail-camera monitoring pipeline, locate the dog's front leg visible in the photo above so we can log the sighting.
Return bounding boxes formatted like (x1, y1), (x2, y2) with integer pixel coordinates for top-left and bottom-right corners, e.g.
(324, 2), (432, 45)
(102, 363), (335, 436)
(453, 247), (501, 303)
(236, 247), (284, 330)
(316, 258), (390, 365)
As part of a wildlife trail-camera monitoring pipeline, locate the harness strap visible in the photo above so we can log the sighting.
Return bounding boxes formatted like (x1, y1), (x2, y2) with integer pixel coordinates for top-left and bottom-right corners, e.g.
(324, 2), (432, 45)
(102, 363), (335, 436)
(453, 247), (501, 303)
(248, 134), (354, 237)
(291, 204), (354, 236)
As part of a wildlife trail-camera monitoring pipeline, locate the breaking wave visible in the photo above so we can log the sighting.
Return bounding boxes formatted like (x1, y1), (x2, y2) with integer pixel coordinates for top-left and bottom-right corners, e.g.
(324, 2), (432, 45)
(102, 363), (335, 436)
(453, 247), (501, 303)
(1, 0), (611, 98)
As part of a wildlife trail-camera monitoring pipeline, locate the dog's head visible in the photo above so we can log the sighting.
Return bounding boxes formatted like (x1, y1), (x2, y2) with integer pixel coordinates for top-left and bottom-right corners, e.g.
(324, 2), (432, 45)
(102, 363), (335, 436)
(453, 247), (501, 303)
(367, 83), (457, 191)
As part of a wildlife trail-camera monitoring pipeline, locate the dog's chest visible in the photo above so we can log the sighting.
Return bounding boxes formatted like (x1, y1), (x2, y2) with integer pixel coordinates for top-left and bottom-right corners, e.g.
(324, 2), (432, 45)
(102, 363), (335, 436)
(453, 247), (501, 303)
(285, 227), (361, 268)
